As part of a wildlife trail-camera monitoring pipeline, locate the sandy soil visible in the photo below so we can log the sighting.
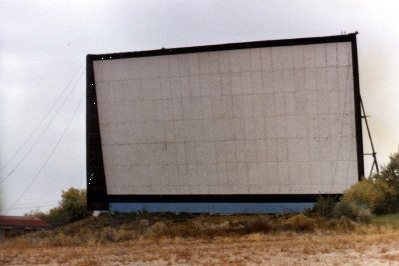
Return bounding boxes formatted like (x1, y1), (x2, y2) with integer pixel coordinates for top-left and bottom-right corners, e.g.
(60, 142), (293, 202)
(2, 231), (399, 265)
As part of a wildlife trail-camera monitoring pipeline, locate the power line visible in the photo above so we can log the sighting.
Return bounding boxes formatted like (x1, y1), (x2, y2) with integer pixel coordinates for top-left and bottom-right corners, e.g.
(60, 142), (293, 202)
(4, 202), (58, 211)
(1, 63), (85, 184)
(5, 91), (85, 215)
(0, 60), (84, 175)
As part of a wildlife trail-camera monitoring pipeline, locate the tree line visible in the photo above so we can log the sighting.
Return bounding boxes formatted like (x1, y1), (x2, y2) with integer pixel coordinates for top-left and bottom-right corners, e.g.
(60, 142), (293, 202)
(28, 187), (90, 227)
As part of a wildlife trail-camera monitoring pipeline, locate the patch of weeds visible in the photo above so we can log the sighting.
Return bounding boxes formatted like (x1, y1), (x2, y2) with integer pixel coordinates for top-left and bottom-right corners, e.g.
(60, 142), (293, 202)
(244, 217), (275, 233)
(285, 213), (316, 232)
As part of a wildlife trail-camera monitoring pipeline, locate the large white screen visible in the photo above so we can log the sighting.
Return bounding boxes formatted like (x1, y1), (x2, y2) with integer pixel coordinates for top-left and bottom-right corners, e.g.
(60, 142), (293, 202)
(93, 42), (358, 195)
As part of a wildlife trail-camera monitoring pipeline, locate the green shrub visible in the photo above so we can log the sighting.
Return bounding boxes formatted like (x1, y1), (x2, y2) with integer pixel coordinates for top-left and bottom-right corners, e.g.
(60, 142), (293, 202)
(340, 178), (385, 213)
(29, 188), (90, 227)
(334, 200), (373, 223)
(332, 150), (399, 217)
(373, 178), (399, 213)
(311, 195), (337, 218)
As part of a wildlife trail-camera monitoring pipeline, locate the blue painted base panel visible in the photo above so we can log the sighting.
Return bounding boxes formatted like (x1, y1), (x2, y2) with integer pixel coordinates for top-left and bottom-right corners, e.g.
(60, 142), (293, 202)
(109, 202), (315, 214)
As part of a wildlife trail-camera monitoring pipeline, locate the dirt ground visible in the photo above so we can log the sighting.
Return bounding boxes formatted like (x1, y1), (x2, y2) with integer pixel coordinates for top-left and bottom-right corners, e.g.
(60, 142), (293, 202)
(2, 231), (399, 265)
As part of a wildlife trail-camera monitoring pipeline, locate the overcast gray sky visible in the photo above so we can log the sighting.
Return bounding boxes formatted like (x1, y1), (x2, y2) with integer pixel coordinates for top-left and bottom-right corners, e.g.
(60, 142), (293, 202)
(1, 0), (398, 215)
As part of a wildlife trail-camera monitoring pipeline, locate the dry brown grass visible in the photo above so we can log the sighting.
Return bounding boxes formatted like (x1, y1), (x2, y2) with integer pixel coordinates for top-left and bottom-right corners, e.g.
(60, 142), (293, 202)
(3, 225), (399, 265)
(3, 214), (399, 265)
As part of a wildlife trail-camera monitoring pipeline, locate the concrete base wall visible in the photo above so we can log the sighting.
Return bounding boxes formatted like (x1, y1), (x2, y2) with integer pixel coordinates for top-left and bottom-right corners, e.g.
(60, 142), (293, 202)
(109, 202), (314, 214)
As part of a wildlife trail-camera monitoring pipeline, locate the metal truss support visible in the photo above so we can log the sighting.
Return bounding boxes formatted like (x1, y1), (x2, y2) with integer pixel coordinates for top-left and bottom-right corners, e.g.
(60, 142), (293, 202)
(360, 96), (379, 177)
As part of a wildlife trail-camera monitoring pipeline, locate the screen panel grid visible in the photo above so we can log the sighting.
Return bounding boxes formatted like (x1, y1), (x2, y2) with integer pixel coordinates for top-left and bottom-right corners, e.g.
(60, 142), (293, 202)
(93, 42), (358, 195)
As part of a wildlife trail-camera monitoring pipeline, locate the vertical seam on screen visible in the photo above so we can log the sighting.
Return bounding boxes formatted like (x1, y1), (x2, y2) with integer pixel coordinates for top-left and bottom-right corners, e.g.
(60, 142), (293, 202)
(330, 43), (351, 193)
